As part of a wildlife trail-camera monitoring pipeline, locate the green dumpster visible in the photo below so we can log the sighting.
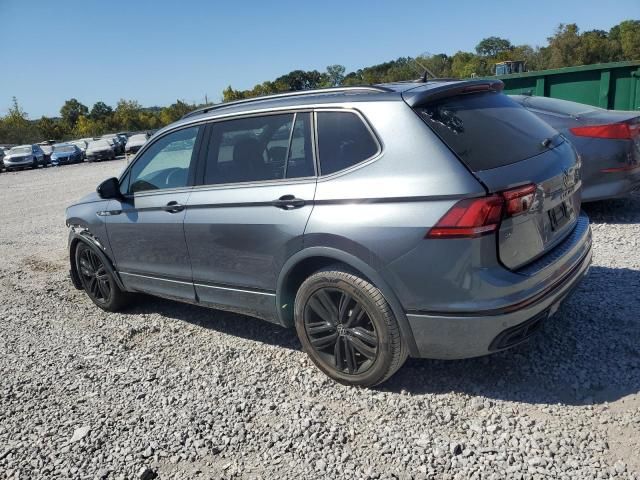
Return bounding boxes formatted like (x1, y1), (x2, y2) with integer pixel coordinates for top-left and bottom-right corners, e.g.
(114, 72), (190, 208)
(491, 61), (640, 111)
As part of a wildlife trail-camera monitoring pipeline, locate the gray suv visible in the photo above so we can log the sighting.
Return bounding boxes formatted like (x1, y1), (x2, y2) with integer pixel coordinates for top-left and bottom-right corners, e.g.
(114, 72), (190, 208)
(66, 80), (592, 386)
(3, 144), (48, 170)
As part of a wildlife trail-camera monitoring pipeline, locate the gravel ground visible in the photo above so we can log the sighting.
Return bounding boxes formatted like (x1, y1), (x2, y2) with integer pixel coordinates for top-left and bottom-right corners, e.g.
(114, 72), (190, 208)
(0, 161), (639, 480)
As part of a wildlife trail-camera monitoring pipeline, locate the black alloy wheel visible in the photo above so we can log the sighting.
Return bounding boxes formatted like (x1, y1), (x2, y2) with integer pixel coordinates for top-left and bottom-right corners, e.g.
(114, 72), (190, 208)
(304, 287), (379, 375)
(294, 268), (407, 386)
(77, 245), (112, 305)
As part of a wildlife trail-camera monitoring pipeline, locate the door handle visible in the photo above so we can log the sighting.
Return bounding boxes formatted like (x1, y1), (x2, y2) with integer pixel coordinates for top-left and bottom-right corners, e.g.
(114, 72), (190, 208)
(273, 195), (306, 210)
(162, 201), (185, 213)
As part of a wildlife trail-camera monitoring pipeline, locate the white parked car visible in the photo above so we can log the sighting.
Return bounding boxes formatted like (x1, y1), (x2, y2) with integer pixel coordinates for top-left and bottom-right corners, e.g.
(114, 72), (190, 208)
(125, 133), (149, 154)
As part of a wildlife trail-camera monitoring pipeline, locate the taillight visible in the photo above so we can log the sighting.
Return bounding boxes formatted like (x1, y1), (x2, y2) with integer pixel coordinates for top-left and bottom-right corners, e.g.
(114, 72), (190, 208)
(426, 196), (504, 239)
(601, 164), (640, 173)
(570, 122), (640, 140)
(427, 184), (537, 239)
(502, 184), (536, 216)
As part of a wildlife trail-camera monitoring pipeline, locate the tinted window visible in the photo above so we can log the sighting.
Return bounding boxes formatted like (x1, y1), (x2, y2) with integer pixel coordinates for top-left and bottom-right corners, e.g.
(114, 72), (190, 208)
(317, 111), (378, 175)
(128, 125), (199, 193)
(285, 113), (315, 178)
(417, 92), (562, 172)
(203, 113), (314, 185)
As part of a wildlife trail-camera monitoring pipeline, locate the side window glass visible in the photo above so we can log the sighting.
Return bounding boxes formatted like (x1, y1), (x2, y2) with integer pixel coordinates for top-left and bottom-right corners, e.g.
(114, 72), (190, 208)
(285, 113), (315, 178)
(119, 171), (131, 196)
(317, 111), (378, 175)
(204, 114), (294, 185)
(128, 126), (199, 194)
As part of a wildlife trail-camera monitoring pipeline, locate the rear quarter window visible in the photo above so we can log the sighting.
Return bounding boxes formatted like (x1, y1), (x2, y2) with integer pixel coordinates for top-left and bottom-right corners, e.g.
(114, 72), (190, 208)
(417, 92), (562, 171)
(317, 111), (379, 175)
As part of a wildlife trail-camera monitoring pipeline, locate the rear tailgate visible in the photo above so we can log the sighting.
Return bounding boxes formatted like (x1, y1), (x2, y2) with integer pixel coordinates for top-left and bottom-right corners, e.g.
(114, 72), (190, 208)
(406, 83), (581, 270)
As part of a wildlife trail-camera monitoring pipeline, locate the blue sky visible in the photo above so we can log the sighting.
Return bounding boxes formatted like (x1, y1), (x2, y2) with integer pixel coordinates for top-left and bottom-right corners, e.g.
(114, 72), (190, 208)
(0, 0), (637, 117)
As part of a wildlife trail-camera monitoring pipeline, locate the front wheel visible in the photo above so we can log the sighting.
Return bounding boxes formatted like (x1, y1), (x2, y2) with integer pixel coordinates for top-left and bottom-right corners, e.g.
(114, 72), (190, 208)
(294, 268), (407, 387)
(75, 243), (131, 311)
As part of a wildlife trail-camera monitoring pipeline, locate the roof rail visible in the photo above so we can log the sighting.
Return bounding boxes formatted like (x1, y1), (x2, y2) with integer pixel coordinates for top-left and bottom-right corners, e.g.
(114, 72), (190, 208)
(181, 85), (392, 119)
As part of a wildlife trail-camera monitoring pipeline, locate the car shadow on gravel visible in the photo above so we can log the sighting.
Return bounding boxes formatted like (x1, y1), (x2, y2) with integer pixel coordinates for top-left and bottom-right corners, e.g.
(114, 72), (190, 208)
(129, 294), (301, 351)
(383, 265), (640, 406)
(582, 196), (640, 224)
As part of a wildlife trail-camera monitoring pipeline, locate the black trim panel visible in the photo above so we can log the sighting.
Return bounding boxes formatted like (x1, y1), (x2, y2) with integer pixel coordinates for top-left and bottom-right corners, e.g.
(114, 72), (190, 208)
(118, 270), (276, 296)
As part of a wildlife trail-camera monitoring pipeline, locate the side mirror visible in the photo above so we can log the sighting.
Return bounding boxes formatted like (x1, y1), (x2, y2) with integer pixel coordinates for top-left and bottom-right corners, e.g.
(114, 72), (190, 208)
(97, 177), (123, 200)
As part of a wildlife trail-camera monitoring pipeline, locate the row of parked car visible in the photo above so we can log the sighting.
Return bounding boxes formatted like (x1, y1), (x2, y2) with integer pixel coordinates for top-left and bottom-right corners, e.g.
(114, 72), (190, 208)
(0, 132), (150, 171)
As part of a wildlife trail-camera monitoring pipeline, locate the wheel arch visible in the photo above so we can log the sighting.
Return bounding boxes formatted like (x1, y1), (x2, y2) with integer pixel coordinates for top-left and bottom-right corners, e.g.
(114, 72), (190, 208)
(276, 247), (419, 357)
(68, 230), (127, 292)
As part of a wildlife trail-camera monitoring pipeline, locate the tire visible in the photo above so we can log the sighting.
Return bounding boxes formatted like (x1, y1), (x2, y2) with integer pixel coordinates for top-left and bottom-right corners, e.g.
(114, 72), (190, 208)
(294, 267), (408, 387)
(75, 242), (131, 312)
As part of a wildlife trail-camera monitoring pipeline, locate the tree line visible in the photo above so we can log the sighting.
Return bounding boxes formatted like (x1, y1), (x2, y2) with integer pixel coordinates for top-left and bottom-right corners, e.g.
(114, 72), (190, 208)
(1, 20), (638, 145)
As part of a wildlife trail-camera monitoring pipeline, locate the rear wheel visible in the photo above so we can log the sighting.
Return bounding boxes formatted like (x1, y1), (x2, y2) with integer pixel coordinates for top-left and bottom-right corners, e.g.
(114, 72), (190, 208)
(294, 267), (407, 387)
(75, 243), (130, 311)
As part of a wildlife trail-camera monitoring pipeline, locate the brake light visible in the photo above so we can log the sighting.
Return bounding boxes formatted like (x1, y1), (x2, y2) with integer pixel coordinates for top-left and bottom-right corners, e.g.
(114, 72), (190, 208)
(426, 195), (504, 239)
(601, 164), (640, 173)
(427, 184), (537, 239)
(570, 122), (640, 140)
(502, 184), (536, 216)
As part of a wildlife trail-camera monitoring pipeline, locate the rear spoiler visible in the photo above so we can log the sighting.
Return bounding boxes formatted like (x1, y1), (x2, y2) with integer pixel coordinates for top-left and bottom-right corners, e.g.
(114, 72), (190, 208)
(402, 79), (504, 108)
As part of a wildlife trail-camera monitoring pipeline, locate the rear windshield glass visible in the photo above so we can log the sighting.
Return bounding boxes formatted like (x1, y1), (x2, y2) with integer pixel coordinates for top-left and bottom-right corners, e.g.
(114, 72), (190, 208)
(416, 92), (562, 171)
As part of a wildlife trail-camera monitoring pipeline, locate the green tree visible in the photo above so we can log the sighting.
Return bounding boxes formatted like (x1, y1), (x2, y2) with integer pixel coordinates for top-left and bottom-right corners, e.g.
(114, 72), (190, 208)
(618, 20), (640, 59)
(547, 24), (582, 68)
(274, 70), (327, 91)
(325, 64), (346, 86)
(451, 51), (487, 78)
(222, 85), (247, 102)
(74, 115), (101, 138)
(160, 100), (195, 124)
(38, 116), (68, 140)
(0, 97), (39, 144)
(90, 101), (113, 121)
(60, 98), (89, 128)
(113, 99), (143, 131)
(475, 36), (513, 57)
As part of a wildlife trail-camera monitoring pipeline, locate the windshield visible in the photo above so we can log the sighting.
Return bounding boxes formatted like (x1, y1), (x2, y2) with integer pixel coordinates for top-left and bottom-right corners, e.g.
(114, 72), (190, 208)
(54, 145), (75, 153)
(41, 145), (53, 153)
(10, 146), (31, 155)
(129, 134), (147, 142)
(89, 140), (110, 149)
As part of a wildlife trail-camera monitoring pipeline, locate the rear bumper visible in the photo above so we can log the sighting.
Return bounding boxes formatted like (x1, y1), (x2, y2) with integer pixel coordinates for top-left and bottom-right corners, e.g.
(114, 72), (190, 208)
(407, 218), (592, 359)
(125, 145), (142, 154)
(87, 151), (112, 161)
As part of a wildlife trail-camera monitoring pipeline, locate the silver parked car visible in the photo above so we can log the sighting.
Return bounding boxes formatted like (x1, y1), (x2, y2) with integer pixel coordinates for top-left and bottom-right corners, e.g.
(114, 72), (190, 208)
(3, 144), (48, 170)
(125, 133), (148, 154)
(66, 81), (592, 386)
(101, 133), (124, 155)
(86, 139), (116, 162)
(511, 95), (640, 202)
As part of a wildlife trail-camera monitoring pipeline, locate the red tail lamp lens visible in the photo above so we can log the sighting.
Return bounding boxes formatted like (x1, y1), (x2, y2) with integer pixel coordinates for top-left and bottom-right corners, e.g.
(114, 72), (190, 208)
(426, 195), (504, 239)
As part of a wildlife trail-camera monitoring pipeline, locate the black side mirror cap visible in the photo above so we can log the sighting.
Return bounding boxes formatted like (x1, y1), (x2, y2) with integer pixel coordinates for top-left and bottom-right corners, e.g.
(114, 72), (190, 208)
(97, 177), (123, 200)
